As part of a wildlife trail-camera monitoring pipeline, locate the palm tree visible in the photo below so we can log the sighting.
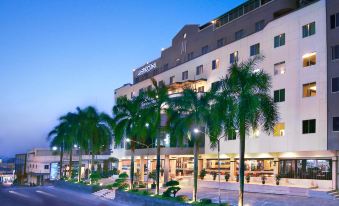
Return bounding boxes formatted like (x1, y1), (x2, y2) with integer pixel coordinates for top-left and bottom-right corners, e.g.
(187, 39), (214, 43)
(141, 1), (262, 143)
(217, 56), (278, 206)
(113, 95), (147, 188)
(48, 123), (66, 179)
(167, 88), (214, 202)
(144, 78), (169, 194)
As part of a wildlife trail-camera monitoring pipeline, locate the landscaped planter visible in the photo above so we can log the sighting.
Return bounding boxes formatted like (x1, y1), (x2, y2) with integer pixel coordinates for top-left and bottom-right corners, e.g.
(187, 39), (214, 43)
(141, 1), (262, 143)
(114, 190), (190, 206)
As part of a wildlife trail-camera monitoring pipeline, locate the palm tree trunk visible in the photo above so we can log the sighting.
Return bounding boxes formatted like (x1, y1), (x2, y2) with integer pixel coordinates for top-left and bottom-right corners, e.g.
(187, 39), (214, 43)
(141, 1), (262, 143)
(59, 147), (64, 180)
(78, 148), (82, 182)
(238, 120), (246, 206)
(193, 139), (199, 202)
(156, 134), (161, 195)
(91, 152), (95, 171)
(130, 141), (135, 189)
(69, 149), (73, 179)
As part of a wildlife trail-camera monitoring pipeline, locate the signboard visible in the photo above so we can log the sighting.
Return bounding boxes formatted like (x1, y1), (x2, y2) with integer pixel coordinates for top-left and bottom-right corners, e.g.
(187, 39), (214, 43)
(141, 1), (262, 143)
(136, 62), (157, 76)
(50, 162), (59, 180)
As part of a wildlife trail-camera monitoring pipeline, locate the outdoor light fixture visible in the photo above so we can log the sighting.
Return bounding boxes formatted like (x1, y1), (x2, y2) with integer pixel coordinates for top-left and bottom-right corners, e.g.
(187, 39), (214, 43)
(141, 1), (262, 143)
(145, 123), (149, 128)
(126, 138), (131, 142)
(193, 128), (200, 134)
(73, 144), (78, 148)
(52, 146), (58, 151)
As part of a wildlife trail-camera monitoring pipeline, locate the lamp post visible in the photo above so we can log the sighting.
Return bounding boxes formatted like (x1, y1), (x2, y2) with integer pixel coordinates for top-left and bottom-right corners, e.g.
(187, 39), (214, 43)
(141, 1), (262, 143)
(126, 138), (156, 193)
(194, 128), (223, 205)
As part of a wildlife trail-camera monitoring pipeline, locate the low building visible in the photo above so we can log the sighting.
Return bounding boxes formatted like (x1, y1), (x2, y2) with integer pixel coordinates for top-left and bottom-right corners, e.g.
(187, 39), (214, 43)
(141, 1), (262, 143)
(0, 158), (15, 185)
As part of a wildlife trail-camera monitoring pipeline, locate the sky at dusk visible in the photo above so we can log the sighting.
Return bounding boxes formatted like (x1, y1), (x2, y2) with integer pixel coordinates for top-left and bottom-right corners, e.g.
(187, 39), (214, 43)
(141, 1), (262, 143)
(0, 0), (245, 157)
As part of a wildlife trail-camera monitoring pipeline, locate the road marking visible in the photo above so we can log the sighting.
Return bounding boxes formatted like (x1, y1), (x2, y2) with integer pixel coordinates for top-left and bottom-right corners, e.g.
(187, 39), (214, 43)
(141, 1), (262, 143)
(36, 190), (57, 198)
(8, 190), (30, 199)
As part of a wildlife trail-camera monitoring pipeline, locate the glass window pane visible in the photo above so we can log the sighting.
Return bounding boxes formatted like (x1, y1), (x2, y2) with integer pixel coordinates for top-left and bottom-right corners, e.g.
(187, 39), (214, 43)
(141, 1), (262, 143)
(310, 119), (316, 133)
(332, 77), (339, 92)
(302, 120), (308, 134)
(331, 14), (336, 29)
(333, 117), (339, 132)
(281, 89), (285, 101)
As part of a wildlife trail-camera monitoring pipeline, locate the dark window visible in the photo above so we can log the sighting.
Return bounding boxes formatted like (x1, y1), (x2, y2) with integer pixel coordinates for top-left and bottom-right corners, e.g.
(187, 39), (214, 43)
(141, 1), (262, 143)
(230, 51), (238, 64)
(274, 89), (285, 102)
(332, 77), (339, 93)
(217, 38), (224, 48)
(250, 43), (260, 56)
(212, 59), (219, 70)
(330, 13), (339, 29)
(302, 22), (316, 38)
(274, 33), (285, 48)
(333, 117), (339, 131)
(211, 81), (222, 90)
(163, 63), (168, 71)
(302, 119), (316, 134)
(182, 71), (188, 80)
(201, 45), (209, 55)
(198, 86), (204, 92)
(158, 80), (165, 87)
(196, 65), (203, 75)
(255, 20), (265, 32)
(332, 45), (339, 60)
(187, 52), (194, 61)
(44, 165), (49, 170)
(170, 76), (175, 84)
(235, 29), (244, 40)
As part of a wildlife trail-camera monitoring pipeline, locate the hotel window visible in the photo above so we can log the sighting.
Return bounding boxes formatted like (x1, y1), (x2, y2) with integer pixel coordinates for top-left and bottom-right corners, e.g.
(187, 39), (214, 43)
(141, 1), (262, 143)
(44, 165), (49, 170)
(303, 82), (317, 97)
(332, 45), (339, 60)
(330, 13), (339, 29)
(302, 22), (316, 38)
(235, 29), (244, 40)
(212, 59), (219, 70)
(250, 43), (260, 56)
(303, 52), (316, 67)
(163, 63), (168, 71)
(169, 76), (175, 84)
(274, 89), (285, 103)
(196, 65), (203, 75)
(302, 119), (316, 134)
(255, 20), (265, 32)
(332, 77), (339, 93)
(182, 71), (188, 80)
(274, 33), (285, 48)
(274, 123), (285, 137)
(187, 52), (194, 61)
(274, 61), (286, 75)
(201, 45), (209, 55)
(333, 117), (339, 132)
(217, 38), (224, 48)
(230, 51), (239, 64)
(158, 80), (165, 87)
(211, 81), (222, 90)
(198, 86), (204, 93)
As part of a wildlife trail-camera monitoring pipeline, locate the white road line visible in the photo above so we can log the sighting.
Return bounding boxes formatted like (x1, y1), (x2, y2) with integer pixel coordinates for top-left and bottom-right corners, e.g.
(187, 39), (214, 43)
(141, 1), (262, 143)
(36, 190), (57, 198)
(8, 190), (31, 199)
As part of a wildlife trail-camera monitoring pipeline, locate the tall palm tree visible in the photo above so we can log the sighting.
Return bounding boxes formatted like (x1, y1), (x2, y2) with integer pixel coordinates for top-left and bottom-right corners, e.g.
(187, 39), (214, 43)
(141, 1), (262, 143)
(48, 123), (66, 179)
(113, 95), (147, 188)
(167, 88), (214, 202)
(144, 78), (169, 194)
(217, 56), (278, 206)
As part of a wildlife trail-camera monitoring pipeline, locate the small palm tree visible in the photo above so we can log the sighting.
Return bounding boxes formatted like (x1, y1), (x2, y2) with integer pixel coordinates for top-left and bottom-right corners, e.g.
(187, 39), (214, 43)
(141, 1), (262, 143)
(217, 56), (278, 206)
(113, 95), (147, 188)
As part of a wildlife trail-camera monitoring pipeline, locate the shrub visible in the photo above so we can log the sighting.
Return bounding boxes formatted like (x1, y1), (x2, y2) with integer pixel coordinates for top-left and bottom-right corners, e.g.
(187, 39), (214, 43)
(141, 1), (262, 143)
(119, 172), (129, 179)
(245, 174), (251, 183)
(200, 198), (212, 204)
(165, 180), (179, 187)
(176, 195), (189, 202)
(199, 169), (207, 180)
(104, 183), (115, 189)
(138, 183), (146, 188)
(211, 172), (217, 181)
(92, 184), (103, 192)
(118, 182), (129, 190)
(90, 171), (101, 183)
(224, 173), (230, 182)
(162, 186), (181, 197)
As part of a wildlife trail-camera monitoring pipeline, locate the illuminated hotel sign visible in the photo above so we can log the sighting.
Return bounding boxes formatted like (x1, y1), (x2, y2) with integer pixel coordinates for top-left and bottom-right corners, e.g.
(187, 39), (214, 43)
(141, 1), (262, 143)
(137, 62), (157, 76)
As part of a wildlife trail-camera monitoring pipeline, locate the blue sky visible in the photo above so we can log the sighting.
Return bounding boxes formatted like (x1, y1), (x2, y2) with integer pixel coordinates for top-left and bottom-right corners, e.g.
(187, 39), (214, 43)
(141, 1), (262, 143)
(0, 0), (245, 157)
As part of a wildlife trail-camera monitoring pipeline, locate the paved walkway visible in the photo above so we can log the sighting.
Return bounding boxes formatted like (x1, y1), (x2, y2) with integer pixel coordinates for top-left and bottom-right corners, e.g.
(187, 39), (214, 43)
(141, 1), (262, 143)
(176, 187), (339, 206)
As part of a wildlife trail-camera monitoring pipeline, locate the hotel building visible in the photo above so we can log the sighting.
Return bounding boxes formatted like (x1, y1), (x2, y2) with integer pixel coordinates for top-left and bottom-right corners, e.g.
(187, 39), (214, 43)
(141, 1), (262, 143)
(113, 0), (339, 191)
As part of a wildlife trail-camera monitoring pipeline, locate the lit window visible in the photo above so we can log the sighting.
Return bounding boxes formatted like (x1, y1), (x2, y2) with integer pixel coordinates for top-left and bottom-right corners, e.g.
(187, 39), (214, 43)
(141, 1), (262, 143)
(170, 76), (175, 84)
(196, 65), (203, 75)
(274, 61), (286, 75)
(303, 82), (317, 97)
(302, 22), (316, 38)
(250, 43), (260, 56)
(302, 119), (316, 134)
(330, 13), (339, 29)
(274, 123), (285, 137)
(332, 77), (339, 93)
(182, 71), (188, 80)
(212, 59), (220, 70)
(274, 33), (285, 48)
(333, 117), (339, 132)
(274, 89), (285, 103)
(230, 51), (238, 64)
(303, 52), (316, 67)
(198, 86), (204, 92)
(332, 45), (339, 60)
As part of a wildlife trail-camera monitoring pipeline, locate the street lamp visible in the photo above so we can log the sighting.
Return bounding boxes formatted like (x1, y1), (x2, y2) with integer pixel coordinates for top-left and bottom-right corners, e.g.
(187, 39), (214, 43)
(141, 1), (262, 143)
(125, 138), (156, 193)
(52, 146), (58, 151)
(194, 127), (222, 205)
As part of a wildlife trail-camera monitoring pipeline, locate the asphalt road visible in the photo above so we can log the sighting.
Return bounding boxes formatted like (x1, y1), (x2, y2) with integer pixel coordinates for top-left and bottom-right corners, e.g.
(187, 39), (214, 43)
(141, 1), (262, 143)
(0, 185), (126, 206)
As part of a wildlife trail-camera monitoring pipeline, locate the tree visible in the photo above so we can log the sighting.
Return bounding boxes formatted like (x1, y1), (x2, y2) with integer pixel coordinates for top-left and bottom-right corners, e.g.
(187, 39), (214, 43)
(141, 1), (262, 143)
(113, 95), (147, 188)
(48, 123), (66, 179)
(144, 78), (169, 195)
(167, 88), (214, 202)
(217, 56), (278, 206)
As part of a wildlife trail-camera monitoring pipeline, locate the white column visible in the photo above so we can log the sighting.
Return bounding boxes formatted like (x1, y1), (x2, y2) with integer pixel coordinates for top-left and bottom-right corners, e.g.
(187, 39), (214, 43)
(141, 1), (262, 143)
(273, 157), (279, 176)
(140, 156), (145, 182)
(333, 156), (338, 190)
(230, 157), (235, 181)
(164, 155), (170, 183)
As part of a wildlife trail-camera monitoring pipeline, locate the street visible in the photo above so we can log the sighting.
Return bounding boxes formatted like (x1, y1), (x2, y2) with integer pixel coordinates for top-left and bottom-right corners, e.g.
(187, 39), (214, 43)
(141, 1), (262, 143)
(0, 185), (125, 206)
